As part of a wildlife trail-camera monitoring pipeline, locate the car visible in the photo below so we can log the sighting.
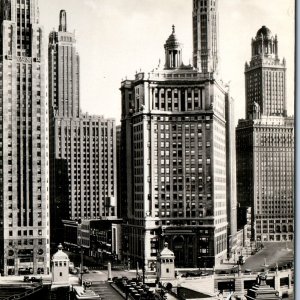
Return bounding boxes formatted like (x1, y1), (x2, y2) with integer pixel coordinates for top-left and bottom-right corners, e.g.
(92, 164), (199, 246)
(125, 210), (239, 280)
(24, 276), (42, 283)
(83, 281), (92, 288)
(70, 268), (78, 274)
(30, 276), (43, 283)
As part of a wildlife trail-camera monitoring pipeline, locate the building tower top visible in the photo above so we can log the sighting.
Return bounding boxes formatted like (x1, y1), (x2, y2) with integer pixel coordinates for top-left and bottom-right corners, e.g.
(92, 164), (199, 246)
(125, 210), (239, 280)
(251, 25), (279, 61)
(59, 9), (67, 32)
(164, 25), (183, 69)
(52, 243), (69, 261)
(192, 0), (219, 73)
(245, 25), (287, 119)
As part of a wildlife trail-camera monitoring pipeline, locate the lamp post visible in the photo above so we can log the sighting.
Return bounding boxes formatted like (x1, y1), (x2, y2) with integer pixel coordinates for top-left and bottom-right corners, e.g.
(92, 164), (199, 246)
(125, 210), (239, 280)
(229, 279), (234, 293)
(142, 242), (145, 284)
(78, 223), (84, 285)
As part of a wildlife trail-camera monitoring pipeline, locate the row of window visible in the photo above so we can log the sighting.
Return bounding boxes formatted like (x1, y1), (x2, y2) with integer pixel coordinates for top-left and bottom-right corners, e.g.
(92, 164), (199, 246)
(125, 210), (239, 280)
(9, 229), (44, 237)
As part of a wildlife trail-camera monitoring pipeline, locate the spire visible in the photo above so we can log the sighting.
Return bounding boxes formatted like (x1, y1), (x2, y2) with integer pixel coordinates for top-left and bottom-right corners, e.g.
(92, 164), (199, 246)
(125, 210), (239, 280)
(59, 10), (67, 32)
(164, 25), (183, 69)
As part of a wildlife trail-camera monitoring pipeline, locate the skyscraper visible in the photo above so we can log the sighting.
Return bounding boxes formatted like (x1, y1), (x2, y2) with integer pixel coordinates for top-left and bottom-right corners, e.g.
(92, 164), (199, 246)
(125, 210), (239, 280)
(120, 0), (232, 269)
(48, 10), (80, 120)
(0, 0), (50, 275)
(192, 0), (219, 73)
(48, 11), (117, 246)
(236, 26), (294, 243)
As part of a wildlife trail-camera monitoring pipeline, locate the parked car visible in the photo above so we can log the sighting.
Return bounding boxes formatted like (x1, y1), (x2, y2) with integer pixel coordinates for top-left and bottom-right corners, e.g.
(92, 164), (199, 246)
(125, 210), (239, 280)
(23, 276), (42, 283)
(70, 268), (78, 274)
(69, 261), (75, 271)
(30, 276), (43, 283)
(83, 281), (92, 288)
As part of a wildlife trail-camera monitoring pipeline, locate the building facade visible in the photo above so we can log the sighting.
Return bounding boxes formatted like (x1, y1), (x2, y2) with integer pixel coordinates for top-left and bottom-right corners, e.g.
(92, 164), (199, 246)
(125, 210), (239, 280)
(236, 26), (294, 243)
(0, 0), (50, 275)
(192, 0), (218, 72)
(120, 0), (233, 269)
(48, 11), (117, 246)
(225, 91), (237, 258)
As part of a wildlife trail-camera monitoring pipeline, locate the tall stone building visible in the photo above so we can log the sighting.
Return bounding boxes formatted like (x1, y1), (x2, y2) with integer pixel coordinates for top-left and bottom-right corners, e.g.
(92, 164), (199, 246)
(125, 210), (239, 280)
(116, 125), (122, 218)
(236, 26), (294, 243)
(192, 0), (218, 72)
(120, 0), (234, 269)
(0, 0), (50, 275)
(225, 91), (237, 255)
(48, 11), (117, 246)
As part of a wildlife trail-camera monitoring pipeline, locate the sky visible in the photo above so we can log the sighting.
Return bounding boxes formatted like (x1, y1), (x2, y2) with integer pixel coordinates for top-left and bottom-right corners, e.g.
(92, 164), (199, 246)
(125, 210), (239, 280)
(39, 0), (295, 124)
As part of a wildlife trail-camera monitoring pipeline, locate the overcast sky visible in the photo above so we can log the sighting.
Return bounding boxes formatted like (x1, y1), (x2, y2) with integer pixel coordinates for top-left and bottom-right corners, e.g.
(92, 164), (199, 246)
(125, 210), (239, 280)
(39, 0), (295, 124)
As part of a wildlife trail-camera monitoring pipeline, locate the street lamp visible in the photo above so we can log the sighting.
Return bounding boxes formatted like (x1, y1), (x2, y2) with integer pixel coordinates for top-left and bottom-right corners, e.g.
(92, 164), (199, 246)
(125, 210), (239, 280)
(78, 223), (84, 285)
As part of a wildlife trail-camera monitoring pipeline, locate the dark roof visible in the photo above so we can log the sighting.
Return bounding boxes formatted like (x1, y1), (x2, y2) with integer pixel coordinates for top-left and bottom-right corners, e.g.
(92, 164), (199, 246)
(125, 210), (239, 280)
(165, 25), (181, 49)
(256, 26), (272, 38)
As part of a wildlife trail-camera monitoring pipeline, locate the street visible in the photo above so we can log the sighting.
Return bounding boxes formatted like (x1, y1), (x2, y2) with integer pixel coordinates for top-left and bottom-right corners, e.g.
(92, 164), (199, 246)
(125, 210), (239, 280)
(81, 270), (136, 283)
(86, 282), (124, 300)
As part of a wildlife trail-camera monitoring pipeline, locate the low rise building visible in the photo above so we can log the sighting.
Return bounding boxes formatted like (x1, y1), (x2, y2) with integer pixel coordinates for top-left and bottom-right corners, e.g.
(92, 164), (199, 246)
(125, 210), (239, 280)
(51, 244), (69, 286)
(63, 219), (122, 262)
